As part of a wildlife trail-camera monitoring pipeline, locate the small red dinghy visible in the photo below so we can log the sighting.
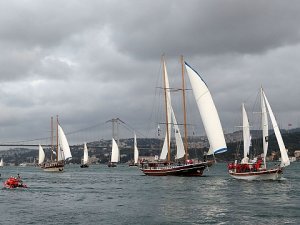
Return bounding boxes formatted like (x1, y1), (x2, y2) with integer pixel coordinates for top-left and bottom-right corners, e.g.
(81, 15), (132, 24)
(3, 176), (27, 189)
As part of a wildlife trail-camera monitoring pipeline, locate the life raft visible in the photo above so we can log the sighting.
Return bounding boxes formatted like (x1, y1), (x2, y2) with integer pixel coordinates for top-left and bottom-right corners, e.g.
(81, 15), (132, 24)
(3, 177), (27, 189)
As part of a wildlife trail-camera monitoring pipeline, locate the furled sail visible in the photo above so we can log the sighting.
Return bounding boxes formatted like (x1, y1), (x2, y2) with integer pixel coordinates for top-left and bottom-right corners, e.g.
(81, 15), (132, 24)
(262, 90), (290, 167)
(111, 138), (120, 163)
(38, 144), (45, 164)
(185, 62), (227, 155)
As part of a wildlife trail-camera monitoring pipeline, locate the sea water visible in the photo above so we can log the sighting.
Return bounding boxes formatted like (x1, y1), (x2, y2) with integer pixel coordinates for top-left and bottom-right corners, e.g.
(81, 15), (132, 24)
(0, 163), (299, 225)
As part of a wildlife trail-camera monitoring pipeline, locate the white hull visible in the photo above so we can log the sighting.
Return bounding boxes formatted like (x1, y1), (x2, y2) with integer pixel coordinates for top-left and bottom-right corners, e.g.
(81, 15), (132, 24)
(43, 166), (64, 172)
(229, 168), (283, 181)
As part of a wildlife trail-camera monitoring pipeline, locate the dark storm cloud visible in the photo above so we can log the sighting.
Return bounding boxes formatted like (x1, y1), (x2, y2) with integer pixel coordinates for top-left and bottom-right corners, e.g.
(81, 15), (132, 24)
(109, 0), (300, 59)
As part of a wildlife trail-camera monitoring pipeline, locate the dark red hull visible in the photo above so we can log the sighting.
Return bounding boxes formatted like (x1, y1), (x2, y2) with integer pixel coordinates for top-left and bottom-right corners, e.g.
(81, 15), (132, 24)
(140, 162), (208, 176)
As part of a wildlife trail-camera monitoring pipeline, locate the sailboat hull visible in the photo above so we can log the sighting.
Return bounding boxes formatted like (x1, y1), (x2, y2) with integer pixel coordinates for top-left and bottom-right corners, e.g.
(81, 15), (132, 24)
(41, 161), (64, 172)
(228, 167), (283, 180)
(80, 164), (89, 168)
(140, 162), (210, 176)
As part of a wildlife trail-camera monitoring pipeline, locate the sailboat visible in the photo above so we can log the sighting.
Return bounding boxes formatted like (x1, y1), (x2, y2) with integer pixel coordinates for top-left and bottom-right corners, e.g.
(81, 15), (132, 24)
(129, 132), (139, 166)
(80, 142), (89, 168)
(228, 88), (290, 180)
(38, 144), (45, 166)
(41, 116), (72, 172)
(108, 138), (119, 167)
(140, 57), (227, 176)
(0, 158), (4, 168)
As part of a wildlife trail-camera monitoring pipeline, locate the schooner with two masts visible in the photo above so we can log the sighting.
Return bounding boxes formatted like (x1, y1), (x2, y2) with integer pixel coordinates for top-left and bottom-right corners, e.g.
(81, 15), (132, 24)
(140, 56), (227, 176)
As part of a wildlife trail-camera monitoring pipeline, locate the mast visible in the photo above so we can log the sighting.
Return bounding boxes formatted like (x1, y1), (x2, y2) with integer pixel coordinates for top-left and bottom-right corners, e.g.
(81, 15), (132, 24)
(56, 115), (59, 162)
(162, 56), (171, 162)
(181, 55), (189, 161)
(51, 116), (53, 161)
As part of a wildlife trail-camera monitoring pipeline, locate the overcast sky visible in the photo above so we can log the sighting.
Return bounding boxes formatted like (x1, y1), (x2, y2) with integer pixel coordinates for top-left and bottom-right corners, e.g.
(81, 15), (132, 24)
(1, 0), (300, 147)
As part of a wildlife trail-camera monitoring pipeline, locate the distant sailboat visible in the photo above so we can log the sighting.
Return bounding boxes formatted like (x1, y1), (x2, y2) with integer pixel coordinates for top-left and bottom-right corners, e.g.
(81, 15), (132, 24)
(108, 138), (119, 167)
(140, 57), (227, 176)
(41, 116), (72, 172)
(228, 88), (290, 180)
(80, 142), (89, 168)
(38, 144), (45, 166)
(0, 158), (3, 167)
(129, 132), (139, 166)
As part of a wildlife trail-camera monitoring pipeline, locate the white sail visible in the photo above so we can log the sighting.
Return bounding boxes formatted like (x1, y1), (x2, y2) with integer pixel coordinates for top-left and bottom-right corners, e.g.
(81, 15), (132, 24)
(171, 107), (185, 159)
(261, 88), (269, 168)
(0, 158), (3, 167)
(262, 90), (290, 167)
(134, 132), (139, 164)
(111, 138), (120, 163)
(185, 62), (227, 155)
(242, 104), (251, 159)
(160, 61), (172, 160)
(38, 145), (45, 164)
(58, 124), (72, 161)
(83, 142), (89, 164)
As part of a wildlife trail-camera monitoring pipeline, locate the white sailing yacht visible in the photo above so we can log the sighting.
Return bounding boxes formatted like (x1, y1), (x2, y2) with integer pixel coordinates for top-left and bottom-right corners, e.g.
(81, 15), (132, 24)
(38, 144), (45, 165)
(108, 138), (119, 167)
(80, 142), (89, 168)
(140, 57), (227, 176)
(0, 158), (4, 167)
(228, 88), (290, 180)
(41, 116), (72, 172)
(129, 132), (139, 166)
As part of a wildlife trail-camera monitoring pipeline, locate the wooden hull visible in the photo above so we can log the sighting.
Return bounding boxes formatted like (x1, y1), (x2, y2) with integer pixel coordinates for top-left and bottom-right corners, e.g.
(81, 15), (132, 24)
(228, 167), (283, 180)
(41, 162), (64, 172)
(140, 162), (208, 176)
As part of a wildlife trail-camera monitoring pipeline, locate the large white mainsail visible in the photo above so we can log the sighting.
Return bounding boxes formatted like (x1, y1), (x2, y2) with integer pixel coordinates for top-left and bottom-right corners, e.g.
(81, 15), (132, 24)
(0, 158), (3, 167)
(185, 62), (227, 155)
(262, 90), (290, 167)
(111, 138), (120, 163)
(38, 144), (45, 165)
(160, 60), (172, 160)
(134, 132), (139, 164)
(83, 142), (89, 165)
(58, 124), (72, 161)
(261, 88), (269, 168)
(242, 104), (251, 160)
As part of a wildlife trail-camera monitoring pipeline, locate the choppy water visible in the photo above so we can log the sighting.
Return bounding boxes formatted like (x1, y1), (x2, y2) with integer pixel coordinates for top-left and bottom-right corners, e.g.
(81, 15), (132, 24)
(0, 163), (299, 225)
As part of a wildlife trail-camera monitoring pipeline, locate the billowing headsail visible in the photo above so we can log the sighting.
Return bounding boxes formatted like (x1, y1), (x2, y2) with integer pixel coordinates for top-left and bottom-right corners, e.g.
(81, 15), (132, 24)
(83, 142), (89, 165)
(111, 138), (120, 163)
(185, 62), (227, 155)
(38, 144), (45, 164)
(134, 132), (139, 164)
(58, 124), (72, 161)
(242, 104), (251, 159)
(262, 90), (290, 167)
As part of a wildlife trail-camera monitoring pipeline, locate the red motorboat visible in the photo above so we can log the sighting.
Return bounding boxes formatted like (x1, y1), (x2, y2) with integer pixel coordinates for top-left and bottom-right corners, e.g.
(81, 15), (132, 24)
(3, 176), (27, 189)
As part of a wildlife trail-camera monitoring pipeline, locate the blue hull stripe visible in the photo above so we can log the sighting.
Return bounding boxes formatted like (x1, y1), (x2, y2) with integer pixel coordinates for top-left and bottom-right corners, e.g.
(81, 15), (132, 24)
(214, 148), (227, 154)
